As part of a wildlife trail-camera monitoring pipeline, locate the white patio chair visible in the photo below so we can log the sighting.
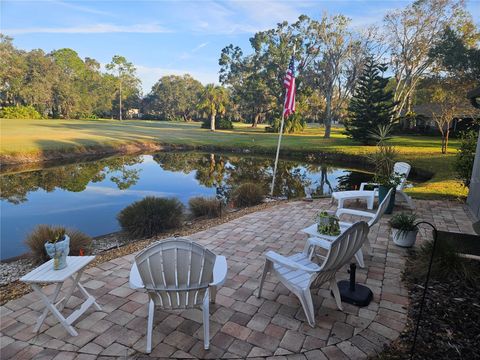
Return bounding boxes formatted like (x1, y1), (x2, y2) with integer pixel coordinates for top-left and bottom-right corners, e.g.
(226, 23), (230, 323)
(258, 221), (369, 327)
(302, 188), (394, 268)
(332, 161), (414, 210)
(129, 237), (227, 353)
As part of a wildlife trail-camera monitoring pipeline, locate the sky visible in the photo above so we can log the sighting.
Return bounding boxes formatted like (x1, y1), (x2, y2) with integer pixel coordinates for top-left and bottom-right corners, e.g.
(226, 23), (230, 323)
(2, 0), (479, 94)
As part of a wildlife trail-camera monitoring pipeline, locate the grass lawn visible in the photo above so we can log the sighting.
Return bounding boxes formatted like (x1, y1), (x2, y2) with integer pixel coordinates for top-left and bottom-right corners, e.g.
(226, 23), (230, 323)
(0, 118), (467, 200)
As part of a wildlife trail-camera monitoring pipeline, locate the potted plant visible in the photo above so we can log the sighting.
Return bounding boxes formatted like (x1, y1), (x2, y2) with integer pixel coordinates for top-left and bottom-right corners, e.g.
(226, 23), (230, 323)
(389, 212), (418, 247)
(375, 171), (402, 214)
(317, 210), (341, 236)
(44, 229), (70, 270)
(369, 124), (398, 214)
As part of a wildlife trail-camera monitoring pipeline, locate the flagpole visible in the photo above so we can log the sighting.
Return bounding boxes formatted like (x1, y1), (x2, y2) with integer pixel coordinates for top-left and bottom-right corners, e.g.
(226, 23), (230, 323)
(271, 45), (295, 197)
(270, 109), (286, 196)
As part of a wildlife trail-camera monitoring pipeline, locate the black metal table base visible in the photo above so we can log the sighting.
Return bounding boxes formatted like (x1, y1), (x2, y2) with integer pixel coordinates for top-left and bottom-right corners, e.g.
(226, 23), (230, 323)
(333, 263), (373, 307)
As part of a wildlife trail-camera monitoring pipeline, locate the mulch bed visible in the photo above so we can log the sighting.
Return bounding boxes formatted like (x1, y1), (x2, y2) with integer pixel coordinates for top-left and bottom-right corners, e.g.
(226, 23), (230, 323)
(373, 260), (480, 359)
(0, 200), (285, 306)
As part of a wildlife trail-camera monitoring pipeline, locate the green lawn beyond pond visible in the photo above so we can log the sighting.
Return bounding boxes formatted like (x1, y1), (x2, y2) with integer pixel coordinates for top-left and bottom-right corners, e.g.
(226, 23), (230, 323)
(0, 118), (467, 200)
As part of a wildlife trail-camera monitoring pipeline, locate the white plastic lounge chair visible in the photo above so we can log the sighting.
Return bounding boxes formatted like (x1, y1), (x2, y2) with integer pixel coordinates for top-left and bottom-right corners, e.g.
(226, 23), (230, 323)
(302, 188), (394, 268)
(258, 221), (369, 327)
(331, 161), (414, 210)
(129, 237), (227, 353)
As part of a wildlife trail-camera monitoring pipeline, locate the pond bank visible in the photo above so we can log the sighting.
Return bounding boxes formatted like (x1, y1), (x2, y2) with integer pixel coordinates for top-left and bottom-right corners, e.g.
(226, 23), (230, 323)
(0, 140), (433, 182)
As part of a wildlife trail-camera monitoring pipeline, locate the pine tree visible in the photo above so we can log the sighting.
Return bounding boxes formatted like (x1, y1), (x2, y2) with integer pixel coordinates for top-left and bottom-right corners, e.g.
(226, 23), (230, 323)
(344, 57), (396, 144)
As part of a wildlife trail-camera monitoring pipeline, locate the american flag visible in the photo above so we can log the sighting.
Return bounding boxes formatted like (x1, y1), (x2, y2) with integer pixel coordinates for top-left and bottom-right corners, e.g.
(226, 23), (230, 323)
(283, 55), (296, 117)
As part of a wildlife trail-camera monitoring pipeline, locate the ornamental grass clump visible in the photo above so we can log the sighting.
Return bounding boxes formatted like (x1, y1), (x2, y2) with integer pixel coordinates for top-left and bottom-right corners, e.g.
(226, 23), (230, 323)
(406, 236), (480, 287)
(117, 196), (184, 238)
(389, 212), (418, 235)
(189, 196), (223, 218)
(231, 182), (264, 208)
(25, 225), (92, 264)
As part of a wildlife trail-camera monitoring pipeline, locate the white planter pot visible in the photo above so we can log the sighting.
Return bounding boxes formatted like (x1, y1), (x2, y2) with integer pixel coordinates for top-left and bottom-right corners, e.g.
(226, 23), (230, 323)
(392, 228), (418, 247)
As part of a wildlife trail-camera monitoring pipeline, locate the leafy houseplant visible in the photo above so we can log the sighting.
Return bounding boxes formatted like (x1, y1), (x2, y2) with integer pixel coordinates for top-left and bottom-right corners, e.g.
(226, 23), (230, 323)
(389, 212), (418, 247)
(317, 211), (341, 236)
(44, 228), (70, 270)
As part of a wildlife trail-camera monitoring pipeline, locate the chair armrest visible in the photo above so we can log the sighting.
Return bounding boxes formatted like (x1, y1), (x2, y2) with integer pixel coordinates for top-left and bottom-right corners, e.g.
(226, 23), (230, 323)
(336, 208), (375, 219)
(129, 263), (145, 289)
(210, 255), (227, 287)
(265, 251), (320, 273)
(360, 182), (379, 191)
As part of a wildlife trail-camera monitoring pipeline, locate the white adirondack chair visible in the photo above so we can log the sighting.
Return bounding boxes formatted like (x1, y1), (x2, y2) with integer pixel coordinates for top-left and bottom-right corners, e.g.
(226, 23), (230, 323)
(302, 188), (393, 268)
(332, 161), (414, 210)
(258, 221), (370, 327)
(129, 238), (227, 353)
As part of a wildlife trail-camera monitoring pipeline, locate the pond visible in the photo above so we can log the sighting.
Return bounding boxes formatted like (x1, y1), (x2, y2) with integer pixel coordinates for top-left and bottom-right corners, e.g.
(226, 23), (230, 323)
(0, 152), (373, 260)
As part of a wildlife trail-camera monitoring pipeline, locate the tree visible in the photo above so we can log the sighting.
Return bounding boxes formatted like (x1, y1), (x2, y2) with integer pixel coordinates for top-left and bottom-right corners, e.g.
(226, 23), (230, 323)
(106, 55), (140, 120)
(306, 14), (366, 138)
(197, 84), (229, 131)
(19, 49), (57, 117)
(219, 16), (321, 132)
(50, 48), (85, 118)
(219, 45), (276, 127)
(143, 74), (203, 121)
(0, 34), (27, 107)
(429, 25), (480, 81)
(433, 102), (457, 154)
(344, 57), (396, 144)
(384, 0), (468, 118)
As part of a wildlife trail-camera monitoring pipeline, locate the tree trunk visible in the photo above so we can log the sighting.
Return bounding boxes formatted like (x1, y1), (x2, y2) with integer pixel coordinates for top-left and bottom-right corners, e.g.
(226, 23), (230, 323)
(119, 80), (122, 121)
(441, 135), (446, 154)
(252, 113), (260, 128)
(210, 113), (216, 132)
(444, 128), (450, 154)
(324, 93), (332, 138)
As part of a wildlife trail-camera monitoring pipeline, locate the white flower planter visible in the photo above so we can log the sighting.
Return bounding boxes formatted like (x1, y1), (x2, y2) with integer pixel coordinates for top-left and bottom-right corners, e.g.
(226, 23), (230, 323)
(392, 228), (418, 247)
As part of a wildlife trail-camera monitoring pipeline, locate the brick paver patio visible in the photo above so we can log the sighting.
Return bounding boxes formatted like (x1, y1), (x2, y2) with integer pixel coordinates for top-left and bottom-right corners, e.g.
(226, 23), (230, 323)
(0, 198), (475, 359)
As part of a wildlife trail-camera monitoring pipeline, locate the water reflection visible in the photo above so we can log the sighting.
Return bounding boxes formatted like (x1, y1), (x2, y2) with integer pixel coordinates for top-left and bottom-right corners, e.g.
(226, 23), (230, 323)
(0, 156), (143, 204)
(0, 152), (372, 259)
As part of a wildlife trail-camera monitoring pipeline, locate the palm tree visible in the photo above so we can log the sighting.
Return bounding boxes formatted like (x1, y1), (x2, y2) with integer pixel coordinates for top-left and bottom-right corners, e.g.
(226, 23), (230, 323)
(198, 84), (229, 131)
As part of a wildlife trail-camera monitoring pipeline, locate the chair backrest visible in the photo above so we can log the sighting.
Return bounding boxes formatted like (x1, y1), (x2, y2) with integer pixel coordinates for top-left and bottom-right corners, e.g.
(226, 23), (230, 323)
(368, 187), (394, 228)
(135, 237), (216, 310)
(318, 221), (369, 274)
(394, 162), (411, 190)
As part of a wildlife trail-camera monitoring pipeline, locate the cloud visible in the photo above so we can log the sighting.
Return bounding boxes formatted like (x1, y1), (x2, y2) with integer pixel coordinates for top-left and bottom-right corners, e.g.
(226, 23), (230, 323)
(3, 23), (171, 35)
(179, 42), (210, 60)
(192, 42), (209, 53)
(172, 1), (294, 35)
(135, 65), (219, 93)
(50, 0), (114, 16)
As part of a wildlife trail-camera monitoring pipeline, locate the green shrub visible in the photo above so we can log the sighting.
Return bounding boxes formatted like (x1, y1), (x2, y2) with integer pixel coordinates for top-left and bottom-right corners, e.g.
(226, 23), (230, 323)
(201, 117), (233, 130)
(455, 130), (477, 187)
(76, 113), (98, 120)
(117, 196), (184, 238)
(189, 196), (223, 218)
(25, 225), (93, 264)
(0, 105), (42, 119)
(267, 114), (305, 133)
(232, 183), (264, 207)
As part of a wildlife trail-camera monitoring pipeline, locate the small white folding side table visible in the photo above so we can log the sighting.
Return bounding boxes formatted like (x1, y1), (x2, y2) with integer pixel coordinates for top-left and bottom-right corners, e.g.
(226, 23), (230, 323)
(20, 256), (102, 336)
(301, 223), (366, 268)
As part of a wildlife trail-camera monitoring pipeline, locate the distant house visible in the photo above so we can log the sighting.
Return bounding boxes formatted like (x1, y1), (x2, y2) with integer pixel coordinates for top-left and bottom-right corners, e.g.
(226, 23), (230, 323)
(404, 102), (480, 133)
(126, 108), (140, 119)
